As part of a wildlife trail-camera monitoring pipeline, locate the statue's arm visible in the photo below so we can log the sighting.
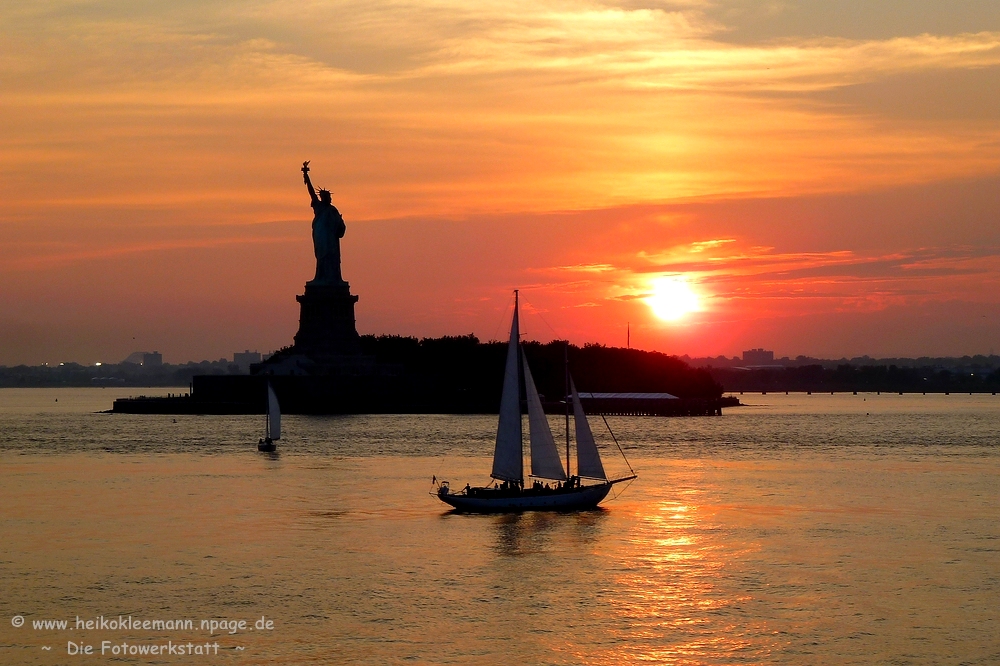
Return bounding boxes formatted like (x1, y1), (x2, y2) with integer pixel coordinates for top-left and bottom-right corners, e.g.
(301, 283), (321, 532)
(302, 161), (318, 204)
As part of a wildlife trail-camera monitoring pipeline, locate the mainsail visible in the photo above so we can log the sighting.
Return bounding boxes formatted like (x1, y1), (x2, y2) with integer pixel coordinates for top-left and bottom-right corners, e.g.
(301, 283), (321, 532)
(267, 383), (281, 440)
(523, 355), (568, 481)
(491, 298), (523, 482)
(571, 379), (606, 480)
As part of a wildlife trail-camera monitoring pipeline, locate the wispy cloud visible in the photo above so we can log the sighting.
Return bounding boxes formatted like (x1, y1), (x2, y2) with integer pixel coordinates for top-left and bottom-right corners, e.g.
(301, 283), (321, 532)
(537, 239), (1000, 316)
(551, 263), (618, 273)
(689, 239), (736, 253)
(2, 2), (1000, 218)
(0, 235), (301, 272)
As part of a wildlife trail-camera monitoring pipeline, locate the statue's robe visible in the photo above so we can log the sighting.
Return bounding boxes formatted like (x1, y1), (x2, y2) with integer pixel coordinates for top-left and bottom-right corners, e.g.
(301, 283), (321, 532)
(310, 201), (347, 285)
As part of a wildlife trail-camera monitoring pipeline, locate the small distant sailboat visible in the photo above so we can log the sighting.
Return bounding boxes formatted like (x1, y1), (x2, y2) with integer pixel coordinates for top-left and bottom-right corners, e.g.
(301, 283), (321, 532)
(257, 383), (280, 452)
(436, 291), (636, 512)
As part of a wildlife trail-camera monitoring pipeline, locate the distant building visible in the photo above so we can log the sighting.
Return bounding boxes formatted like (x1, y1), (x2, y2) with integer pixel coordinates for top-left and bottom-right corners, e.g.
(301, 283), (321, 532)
(123, 351), (162, 366)
(233, 350), (262, 373)
(742, 348), (774, 365)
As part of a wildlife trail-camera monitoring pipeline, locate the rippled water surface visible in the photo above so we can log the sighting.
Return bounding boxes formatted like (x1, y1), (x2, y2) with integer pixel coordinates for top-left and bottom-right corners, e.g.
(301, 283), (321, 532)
(1, 389), (998, 664)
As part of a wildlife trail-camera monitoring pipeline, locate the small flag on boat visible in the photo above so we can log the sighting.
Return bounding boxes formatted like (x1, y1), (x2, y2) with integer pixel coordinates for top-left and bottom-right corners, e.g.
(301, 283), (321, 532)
(432, 475), (437, 484)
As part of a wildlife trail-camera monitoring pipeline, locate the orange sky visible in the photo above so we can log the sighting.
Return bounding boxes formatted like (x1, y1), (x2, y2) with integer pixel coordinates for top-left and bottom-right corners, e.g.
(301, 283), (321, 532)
(2, 1), (1000, 364)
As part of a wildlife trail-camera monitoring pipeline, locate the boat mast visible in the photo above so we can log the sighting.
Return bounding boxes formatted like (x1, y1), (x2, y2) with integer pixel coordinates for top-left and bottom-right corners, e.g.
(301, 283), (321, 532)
(564, 341), (570, 479)
(515, 290), (524, 486)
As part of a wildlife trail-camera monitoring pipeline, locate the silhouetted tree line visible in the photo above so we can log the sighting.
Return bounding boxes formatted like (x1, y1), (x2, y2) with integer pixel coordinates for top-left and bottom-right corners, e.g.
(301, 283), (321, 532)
(359, 334), (723, 401)
(709, 364), (1000, 393)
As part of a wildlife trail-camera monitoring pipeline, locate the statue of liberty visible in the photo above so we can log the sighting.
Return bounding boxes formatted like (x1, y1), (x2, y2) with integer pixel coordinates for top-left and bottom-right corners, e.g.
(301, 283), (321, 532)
(302, 161), (347, 286)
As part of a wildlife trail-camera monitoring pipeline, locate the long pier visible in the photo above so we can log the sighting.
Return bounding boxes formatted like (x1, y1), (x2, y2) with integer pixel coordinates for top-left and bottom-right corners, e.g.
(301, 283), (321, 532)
(111, 375), (740, 416)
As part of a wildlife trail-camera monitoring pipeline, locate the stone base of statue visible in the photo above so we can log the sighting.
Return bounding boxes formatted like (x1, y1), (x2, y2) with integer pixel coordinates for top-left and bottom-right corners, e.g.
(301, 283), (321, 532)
(293, 281), (362, 357)
(255, 280), (374, 376)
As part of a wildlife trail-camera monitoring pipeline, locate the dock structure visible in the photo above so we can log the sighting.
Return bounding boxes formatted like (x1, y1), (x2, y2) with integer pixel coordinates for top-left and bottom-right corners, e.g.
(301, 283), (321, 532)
(559, 392), (736, 417)
(112, 378), (740, 416)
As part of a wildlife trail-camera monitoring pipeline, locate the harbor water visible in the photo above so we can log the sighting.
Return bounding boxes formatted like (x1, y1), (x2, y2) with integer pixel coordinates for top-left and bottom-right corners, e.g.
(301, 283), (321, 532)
(1, 389), (998, 664)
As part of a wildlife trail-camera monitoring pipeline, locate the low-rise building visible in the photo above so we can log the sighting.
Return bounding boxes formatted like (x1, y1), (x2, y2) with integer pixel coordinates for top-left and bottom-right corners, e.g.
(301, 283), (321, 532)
(742, 348), (774, 365)
(233, 350), (262, 374)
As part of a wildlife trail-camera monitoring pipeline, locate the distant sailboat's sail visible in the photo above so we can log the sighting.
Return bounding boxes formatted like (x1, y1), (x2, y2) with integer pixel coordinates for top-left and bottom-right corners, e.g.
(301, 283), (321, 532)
(267, 383), (281, 440)
(523, 355), (568, 481)
(491, 301), (523, 482)
(571, 379), (606, 480)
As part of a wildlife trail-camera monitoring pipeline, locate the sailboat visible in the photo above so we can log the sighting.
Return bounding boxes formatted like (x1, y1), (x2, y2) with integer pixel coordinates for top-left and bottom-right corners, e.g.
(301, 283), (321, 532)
(436, 291), (636, 512)
(257, 383), (280, 452)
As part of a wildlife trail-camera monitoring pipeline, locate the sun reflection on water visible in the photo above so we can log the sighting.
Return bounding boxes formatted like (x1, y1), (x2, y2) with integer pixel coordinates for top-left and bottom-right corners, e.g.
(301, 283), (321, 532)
(596, 486), (776, 665)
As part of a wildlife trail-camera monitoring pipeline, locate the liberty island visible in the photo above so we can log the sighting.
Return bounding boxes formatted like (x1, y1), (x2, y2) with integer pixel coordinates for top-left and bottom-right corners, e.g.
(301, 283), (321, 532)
(110, 164), (730, 415)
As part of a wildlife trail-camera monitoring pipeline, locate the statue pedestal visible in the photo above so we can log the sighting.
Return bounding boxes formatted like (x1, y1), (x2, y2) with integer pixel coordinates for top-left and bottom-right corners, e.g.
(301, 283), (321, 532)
(292, 282), (362, 357)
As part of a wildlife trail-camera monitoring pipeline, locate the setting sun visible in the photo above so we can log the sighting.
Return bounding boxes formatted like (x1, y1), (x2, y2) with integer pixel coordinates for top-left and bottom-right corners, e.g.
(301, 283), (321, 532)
(646, 277), (701, 322)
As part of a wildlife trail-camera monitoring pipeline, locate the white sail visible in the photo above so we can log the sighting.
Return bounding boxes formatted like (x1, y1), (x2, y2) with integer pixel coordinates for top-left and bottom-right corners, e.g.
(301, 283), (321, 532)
(571, 379), (606, 480)
(491, 300), (523, 482)
(523, 354), (567, 481)
(267, 383), (281, 440)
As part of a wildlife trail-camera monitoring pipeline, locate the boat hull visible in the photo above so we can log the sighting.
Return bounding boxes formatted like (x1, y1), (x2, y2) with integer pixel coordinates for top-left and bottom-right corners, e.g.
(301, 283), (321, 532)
(438, 482), (613, 513)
